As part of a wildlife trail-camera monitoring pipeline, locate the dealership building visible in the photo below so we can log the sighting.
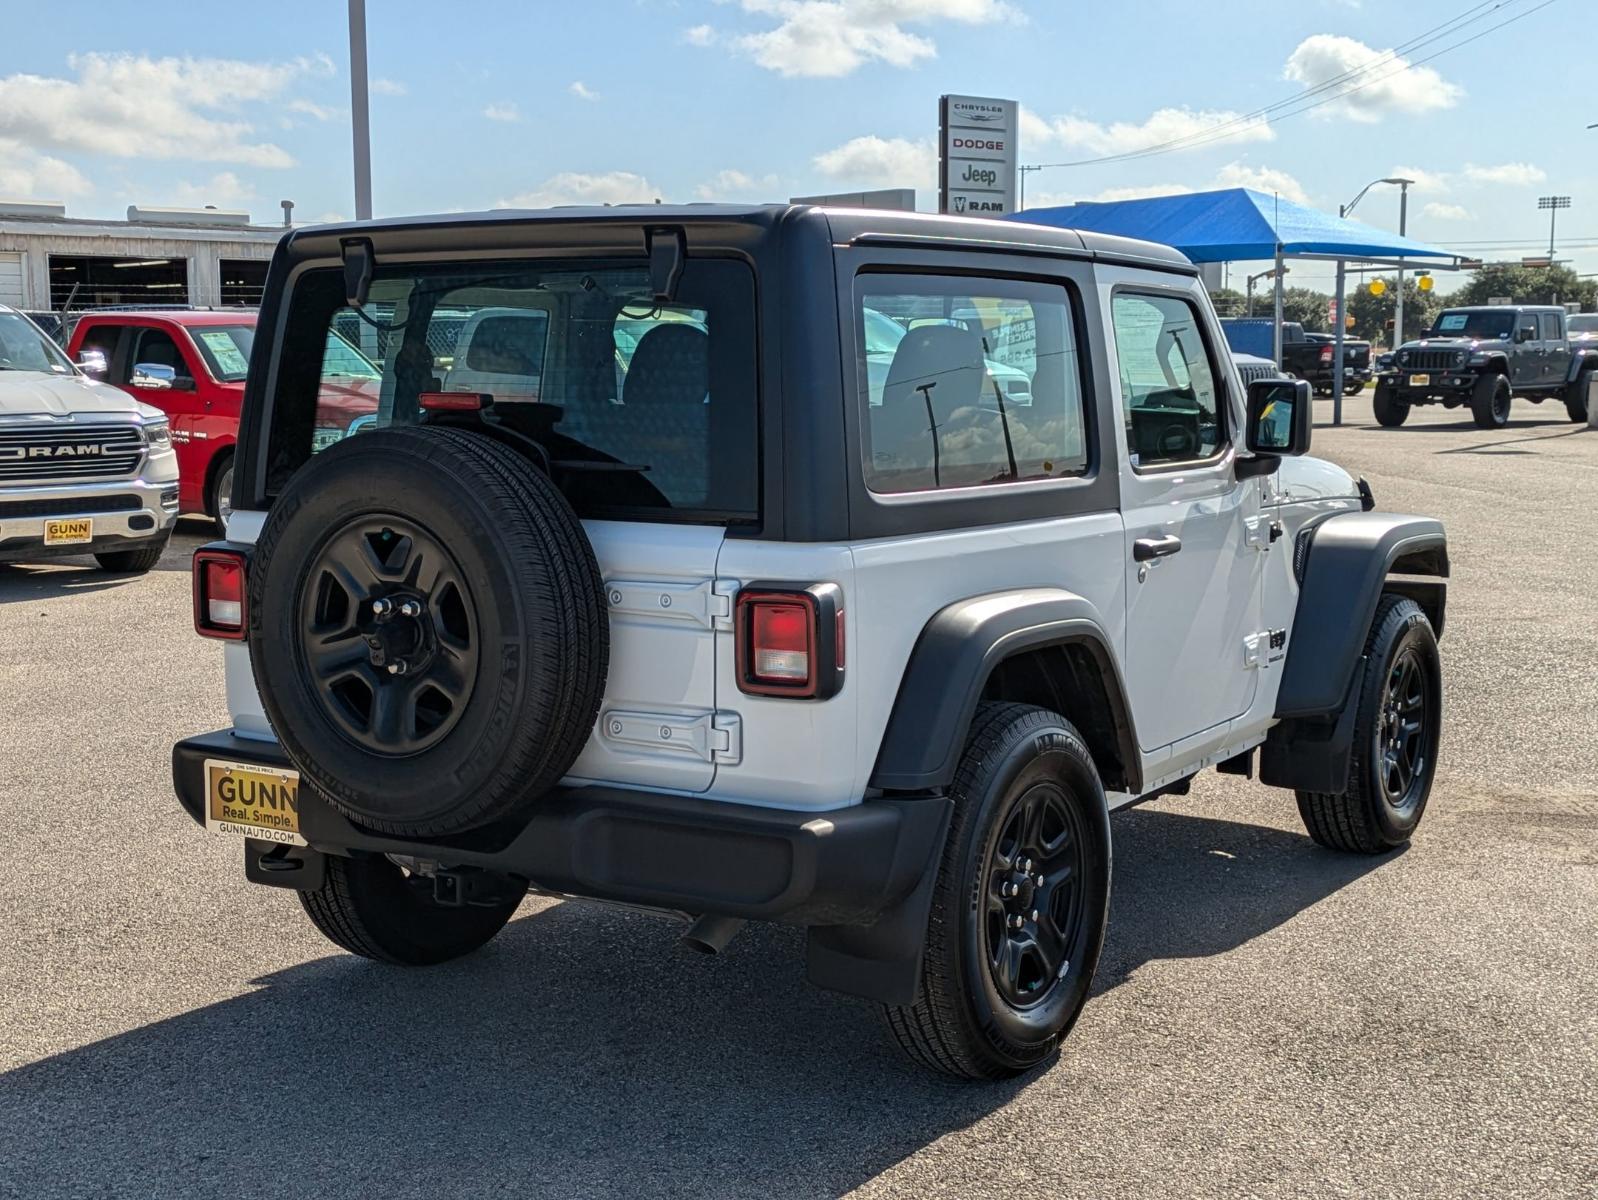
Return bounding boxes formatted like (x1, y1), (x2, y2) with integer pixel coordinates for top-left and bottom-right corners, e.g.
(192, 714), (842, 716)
(0, 200), (285, 313)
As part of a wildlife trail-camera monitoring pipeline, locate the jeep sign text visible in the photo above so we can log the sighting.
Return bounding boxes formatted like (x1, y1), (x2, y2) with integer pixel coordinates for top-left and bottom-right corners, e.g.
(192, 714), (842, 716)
(940, 93), (1019, 219)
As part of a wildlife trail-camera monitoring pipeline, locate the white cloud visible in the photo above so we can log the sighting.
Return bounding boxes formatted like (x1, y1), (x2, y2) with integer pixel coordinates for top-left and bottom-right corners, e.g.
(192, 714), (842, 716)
(0, 53), (330, 167)
(166, 171), (256, 208)
(1283, 34), (1462, 123)
(1030, 106), (1274, 157)
(483, 102), (520, 122)
(696, 169), (780, 200)
(569, 80), (600, 102)
(714, 0), (1017, 78)
(498, 170), (662, 208)
(0, 137), (91, 198)
(813, 134), (937, 189)
(370, 78), (406, 96)
(316, 211), (349, 223)
(1388, 165), (1450, 194)
(1214, 162), (1309, 204)
(287, 98), (337, 121)
(1422, 202), (1471, 220)
(1463, 161), (1546, 186)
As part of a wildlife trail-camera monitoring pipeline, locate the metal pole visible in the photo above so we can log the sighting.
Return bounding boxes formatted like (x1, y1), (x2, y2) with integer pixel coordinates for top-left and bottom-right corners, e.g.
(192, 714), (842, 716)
(1272, 248), (1285, 368)
(1333, 207), (1347, 425)
(1393, 182), (1408, 350)
(348, 0), (373, 221)
(1549, 204), (1558, 258)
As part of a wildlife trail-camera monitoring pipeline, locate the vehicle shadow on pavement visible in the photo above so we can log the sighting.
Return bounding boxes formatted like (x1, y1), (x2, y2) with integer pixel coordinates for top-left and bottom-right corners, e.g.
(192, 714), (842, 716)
(0, 809), (1385, 1199)
(0, 562), (134, 603)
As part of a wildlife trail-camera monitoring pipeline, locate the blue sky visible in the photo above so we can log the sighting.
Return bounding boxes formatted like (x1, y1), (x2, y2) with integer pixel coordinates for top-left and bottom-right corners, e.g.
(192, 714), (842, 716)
(2, 0), (1593, 291)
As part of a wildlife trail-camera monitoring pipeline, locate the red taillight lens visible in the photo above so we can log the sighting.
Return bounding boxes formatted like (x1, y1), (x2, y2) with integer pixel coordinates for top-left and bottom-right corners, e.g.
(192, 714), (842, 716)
(751, 602), (811, 682)
(735, 585), (844, 699)
(193, 548), (248, 640)
(1320, 345), (1334, 363)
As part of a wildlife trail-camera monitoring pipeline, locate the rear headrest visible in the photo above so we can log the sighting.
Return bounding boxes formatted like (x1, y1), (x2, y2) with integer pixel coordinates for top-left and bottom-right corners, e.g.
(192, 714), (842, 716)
(625, 324), (709, 406)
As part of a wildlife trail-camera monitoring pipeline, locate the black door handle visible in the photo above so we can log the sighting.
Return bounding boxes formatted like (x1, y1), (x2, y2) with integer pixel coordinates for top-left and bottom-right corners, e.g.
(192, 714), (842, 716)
(1133, 534), (1182, 562)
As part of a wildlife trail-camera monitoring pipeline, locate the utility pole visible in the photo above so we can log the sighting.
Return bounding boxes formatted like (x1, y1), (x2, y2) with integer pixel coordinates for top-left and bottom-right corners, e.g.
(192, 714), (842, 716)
(1538, 195), (1571, 258)
(348, 0), (373, 220)
(1018, 164), (1043, 211)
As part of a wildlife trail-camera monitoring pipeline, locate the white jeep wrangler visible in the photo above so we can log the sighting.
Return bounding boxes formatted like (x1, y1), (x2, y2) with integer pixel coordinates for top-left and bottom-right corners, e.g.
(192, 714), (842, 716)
(173, 206), (1448, 1080)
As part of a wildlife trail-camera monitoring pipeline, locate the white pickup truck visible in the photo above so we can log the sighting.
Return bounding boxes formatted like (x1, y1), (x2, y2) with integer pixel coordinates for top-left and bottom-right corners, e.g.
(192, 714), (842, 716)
(0, 304), (179, 572)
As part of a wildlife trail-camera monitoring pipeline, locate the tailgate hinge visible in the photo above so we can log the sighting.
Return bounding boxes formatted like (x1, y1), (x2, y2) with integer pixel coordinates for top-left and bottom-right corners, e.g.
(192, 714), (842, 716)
(600, 709), (743, 765)
(605, 577), (740, 630)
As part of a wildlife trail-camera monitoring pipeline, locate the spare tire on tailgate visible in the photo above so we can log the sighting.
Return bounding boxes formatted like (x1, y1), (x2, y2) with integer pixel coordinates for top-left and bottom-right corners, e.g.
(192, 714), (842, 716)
(248, 425), (608, 838)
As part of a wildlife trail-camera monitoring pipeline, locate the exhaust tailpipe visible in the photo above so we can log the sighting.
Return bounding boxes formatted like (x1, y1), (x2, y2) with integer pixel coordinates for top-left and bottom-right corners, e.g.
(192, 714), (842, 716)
(680, 914), (746, 955)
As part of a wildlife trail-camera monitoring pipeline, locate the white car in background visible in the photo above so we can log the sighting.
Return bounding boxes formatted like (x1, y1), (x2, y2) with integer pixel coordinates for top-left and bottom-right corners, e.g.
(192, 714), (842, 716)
(0, 304), (179, 573)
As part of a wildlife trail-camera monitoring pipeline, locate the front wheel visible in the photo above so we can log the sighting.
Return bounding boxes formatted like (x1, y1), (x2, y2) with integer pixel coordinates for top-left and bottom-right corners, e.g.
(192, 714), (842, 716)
(1344, 379), (1366, 395)
(1372, 383), (1409, 427)
(1296, 596), (1441, 854)
(1566, 373), (1592, 424)
(1470, 373), (1511, 429)
(883, 703), (1111, 1080)
(299, 853), (527, 965)
(94, 538), (168, 574)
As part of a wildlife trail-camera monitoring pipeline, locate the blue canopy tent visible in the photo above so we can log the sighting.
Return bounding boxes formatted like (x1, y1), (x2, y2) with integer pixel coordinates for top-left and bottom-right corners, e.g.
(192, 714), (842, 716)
(1011, 188), (1461, 421)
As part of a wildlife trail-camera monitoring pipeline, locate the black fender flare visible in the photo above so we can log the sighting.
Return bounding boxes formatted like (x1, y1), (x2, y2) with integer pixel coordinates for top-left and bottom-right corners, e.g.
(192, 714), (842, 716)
(868, 588), (1139, 793)
(1275, 511), (1448, 721)
(1566, 348), (1598, 385)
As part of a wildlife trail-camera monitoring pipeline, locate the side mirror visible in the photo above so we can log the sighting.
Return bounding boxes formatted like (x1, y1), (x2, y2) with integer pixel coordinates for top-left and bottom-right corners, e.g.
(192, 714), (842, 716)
(76, 349), (108, 377)
(131, 362), (177, 390)
(1246, 378), (1312, 457)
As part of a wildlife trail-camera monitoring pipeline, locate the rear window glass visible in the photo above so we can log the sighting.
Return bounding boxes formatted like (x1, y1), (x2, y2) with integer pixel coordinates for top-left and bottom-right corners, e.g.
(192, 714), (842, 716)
(265, 258), (759, 521)
(855, 275), (1088, 495)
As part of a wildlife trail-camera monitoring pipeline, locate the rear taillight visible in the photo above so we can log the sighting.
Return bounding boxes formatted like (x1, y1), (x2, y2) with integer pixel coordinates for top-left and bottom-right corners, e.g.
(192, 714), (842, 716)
(193, 547), (248, 640)
(1320, 345), (1334, 364)
(419, 391), (490, 412)
(735, 584), (844, 699)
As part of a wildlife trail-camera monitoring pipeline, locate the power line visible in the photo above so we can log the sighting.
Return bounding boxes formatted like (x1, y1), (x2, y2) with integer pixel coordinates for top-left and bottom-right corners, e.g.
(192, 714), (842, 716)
(1026, 0), (1557, 171)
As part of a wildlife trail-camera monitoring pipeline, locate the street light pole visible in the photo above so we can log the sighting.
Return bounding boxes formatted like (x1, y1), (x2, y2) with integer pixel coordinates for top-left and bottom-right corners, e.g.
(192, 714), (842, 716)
(348, 0), (373, 221)
(1394, 180), (1410, 350)
(1334, 178), (1413, 424)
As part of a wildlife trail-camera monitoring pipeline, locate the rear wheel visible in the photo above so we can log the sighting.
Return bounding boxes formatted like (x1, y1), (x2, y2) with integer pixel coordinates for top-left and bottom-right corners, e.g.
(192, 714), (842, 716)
(1371, 383), (1409, 427)
(1565, 372), (1592, 423)
(206, 452), (235, 534)
(1296, 596), (1441, 854)
(1470, 373), (1511, 429)
(299, 853), (526, 965)
(883, 703), (1111, 1080)
(1344, 379), (1366, 395)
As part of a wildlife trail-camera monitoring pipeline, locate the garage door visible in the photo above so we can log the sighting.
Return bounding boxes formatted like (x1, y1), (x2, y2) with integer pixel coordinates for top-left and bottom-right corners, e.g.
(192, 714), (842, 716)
(0, 253), (22, 307)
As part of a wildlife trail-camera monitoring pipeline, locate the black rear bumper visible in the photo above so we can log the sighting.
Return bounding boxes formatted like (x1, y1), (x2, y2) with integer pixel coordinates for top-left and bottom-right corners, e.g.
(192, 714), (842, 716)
(172, 729), (949, 931)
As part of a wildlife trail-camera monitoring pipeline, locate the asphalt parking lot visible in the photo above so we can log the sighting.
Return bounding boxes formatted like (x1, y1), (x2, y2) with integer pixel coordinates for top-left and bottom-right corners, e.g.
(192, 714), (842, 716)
(1, 398), (1594, 1200)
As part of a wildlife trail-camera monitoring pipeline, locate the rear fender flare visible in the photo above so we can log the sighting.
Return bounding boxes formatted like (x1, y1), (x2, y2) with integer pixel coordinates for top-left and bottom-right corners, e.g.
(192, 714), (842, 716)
(1566, 349), (1598, 385)
(868, 589), (1139, 794)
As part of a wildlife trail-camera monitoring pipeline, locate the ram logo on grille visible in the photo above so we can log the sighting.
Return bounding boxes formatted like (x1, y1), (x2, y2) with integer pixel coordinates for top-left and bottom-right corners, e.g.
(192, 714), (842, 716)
(0, 444), (108, 460)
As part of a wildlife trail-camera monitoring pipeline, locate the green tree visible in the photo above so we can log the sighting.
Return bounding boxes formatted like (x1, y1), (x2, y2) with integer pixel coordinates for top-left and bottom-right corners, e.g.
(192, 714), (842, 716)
(1207, 286), (1246, 318)
(1347, 277), (1445, 347)
(1282, 286), (1333, 333)
(1452, 263), (1598, 310)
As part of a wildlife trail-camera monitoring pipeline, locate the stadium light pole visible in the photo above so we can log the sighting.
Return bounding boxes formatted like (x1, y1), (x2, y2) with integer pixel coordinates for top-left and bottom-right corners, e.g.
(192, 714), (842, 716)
(1538, 195), (1571, 258)
(348, 0), (373, 220)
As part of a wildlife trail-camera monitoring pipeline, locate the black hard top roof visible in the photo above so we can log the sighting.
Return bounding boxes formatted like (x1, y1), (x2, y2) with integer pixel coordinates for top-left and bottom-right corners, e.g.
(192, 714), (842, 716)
(292, 203), (1196, 274)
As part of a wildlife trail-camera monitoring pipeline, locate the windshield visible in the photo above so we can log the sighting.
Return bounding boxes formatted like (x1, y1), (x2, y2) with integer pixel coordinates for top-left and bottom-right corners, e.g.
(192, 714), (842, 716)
(1429, 310), (1513, 339)
(1567, 313), (1598, 335)
(191, 325), (255, 382)
(0, 310), (76, 374)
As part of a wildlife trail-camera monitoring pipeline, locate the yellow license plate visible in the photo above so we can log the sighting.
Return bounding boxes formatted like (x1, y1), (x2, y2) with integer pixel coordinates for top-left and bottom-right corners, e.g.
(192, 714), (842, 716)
(1409, 374), (1431, 387)
(43, 518), (92, 546)
(204, 759), (305, 845)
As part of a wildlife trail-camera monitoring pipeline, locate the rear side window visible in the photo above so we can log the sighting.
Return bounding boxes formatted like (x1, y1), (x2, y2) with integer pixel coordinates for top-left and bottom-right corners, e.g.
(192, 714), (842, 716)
(855, 275), (1088, 494)
(264, 258), (759, 522)
(1110, 292), (1223, 468)
(1540, 312), (1561, 341)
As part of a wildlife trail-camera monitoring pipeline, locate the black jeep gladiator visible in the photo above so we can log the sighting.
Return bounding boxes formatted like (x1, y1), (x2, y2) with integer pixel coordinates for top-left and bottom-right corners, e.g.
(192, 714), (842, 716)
(1373, 305), (1596, 428)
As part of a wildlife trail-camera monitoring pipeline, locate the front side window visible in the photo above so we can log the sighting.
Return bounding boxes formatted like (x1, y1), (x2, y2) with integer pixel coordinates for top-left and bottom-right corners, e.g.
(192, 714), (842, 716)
(1517, 314), (1539, 343)
(1111, 292), (1223, 468)
(127, 327), (190, 384)
(856, 276), (1088, 495)
(265, 257), (758, 521)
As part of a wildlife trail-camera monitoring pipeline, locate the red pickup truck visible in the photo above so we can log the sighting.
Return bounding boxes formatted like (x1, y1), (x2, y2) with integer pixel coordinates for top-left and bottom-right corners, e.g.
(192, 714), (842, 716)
(66, 310), (380, 527)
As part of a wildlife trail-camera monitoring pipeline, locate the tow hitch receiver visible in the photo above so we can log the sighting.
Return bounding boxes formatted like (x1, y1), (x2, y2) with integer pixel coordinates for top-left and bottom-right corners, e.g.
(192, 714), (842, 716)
(428, 866), (525, 908)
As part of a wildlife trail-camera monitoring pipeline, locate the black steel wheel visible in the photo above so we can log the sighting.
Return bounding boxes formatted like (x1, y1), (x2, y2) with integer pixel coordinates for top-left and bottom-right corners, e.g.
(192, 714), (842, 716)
(884, 703), (1111, 1080)
(300, 516), (479, 757)
(249, 426), (608, 838)
(1297, 595), (1442, 854)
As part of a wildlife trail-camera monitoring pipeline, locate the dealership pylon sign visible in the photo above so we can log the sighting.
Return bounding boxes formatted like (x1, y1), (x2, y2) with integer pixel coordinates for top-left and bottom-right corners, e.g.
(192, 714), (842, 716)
(939, 94), (1018, 218)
